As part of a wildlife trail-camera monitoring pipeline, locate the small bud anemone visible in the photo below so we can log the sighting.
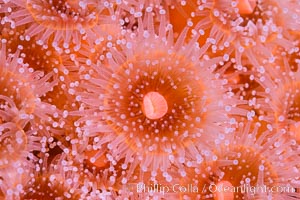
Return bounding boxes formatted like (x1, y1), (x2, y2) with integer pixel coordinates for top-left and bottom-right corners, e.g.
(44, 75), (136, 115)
(49, 23), (124, 146)
(1, 23), (88, 144)
(0, 39), (54, 128)
(181, 122), (300, 199)
(75, 13), (246, 180)
(0, 37), (62, 139)
(254, 60), (300, 145)
(43, 149), (123, 199)
(171, 0), (298, 68)
(1, 24), (61, 73)
(0, 25), (69, 108)
(2, 0), (113, 47)
(251, 38), (300, 142)
(212, 52), (271, 131)
(12, 153), (93, 200)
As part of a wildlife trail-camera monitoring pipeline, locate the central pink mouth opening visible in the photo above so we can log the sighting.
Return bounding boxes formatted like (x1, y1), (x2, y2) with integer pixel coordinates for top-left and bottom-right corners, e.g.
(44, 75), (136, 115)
(142, 92), (168, 120)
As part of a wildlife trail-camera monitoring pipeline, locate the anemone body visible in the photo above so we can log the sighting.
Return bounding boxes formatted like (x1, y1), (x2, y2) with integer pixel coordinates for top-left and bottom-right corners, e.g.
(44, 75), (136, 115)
(167, 0), (299, 70)
(73, 13), (247, 188)
(182, 122), (300, 199)
(255, 63), (300, 145)
(1, 0), (113, 47)
(8, 153), (92, 200)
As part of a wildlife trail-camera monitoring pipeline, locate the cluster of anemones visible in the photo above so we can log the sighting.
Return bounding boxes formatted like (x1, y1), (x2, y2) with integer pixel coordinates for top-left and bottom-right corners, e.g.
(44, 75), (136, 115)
(0, 0), (300, 199)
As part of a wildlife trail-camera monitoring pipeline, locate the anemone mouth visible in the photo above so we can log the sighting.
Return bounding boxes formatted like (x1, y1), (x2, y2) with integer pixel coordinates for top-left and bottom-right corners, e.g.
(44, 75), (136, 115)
(0, 123), (27, 169)
(237, 0), (257, 15)
(26, 0), (100, 30)
(103, 51), (208, 147)
(142, 91), (168, 120)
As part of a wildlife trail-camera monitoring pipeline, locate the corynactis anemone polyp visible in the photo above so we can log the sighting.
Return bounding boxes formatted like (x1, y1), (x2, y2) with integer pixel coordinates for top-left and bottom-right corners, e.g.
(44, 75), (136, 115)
(14, 153), (92, 200)
(75, 13), (247, 183)
(46, 24), (125, 148)
(0, 38), (65, 141)
(1, 25), (65, 106)
(3, 0), (111, 47)
(182, 122), (299, 199)
(174, 0), (298, 68)
(0, 39), (39, 116)
(255, 64), (300, 144)
(1, 24), (61, 72)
